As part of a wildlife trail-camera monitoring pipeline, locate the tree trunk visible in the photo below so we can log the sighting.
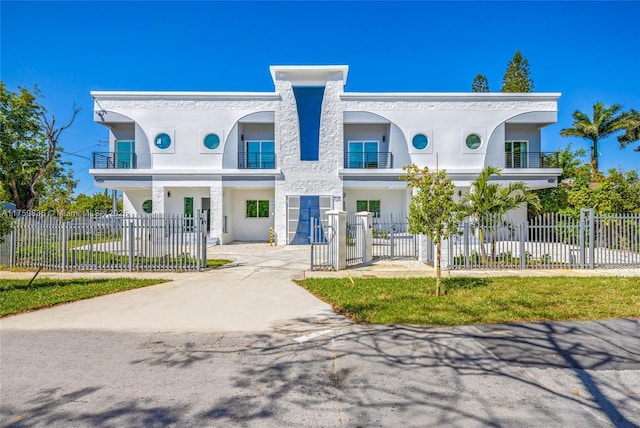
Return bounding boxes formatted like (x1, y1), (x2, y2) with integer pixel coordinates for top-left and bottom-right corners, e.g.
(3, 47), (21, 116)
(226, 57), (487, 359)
(435, 242), (441, 296)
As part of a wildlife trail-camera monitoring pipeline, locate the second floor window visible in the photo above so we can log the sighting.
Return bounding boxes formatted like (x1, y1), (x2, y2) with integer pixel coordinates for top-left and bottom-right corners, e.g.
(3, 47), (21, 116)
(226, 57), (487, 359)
(246, 140), (275, 168)
(348, 141), (379, 168)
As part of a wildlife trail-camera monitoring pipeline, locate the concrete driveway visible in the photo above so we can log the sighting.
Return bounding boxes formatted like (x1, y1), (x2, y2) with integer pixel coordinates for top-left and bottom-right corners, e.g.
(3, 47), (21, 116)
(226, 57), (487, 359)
(0, 243), (338, 333)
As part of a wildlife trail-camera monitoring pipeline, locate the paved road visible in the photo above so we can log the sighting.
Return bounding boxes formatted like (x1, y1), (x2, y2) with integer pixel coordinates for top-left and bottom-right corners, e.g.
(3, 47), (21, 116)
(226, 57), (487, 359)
(1, 243), (639, 427)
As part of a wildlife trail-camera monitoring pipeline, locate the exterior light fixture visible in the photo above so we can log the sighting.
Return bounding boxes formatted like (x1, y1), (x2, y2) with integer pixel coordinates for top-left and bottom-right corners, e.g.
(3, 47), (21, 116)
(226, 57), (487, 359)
(167, 191), (171, 197)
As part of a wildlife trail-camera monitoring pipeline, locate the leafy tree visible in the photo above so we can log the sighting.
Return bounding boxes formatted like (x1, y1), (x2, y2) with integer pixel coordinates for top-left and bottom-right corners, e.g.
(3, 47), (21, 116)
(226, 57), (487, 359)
(471, 74), (490, 92)
(532, 144), (587, 216)
(461, 166), (540, 262)
(402, 164), (463, 296)
(71, 190), (120, 213)
(618, 109), (640, 152)
(560, 102), (629, 173)
(0, 214), (13, 243)
(37, 169), (77, 212)
(0, 82), (80, 210)
(501, 50), (534, 92)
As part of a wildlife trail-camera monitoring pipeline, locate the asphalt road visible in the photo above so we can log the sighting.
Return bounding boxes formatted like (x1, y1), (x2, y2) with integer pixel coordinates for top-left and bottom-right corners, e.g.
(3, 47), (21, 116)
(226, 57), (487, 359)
(2, 317), (639, 427)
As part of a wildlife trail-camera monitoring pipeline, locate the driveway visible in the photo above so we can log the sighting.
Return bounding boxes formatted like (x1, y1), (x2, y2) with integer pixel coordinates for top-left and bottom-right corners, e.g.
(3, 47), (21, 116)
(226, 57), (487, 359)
(0, 243), (338, 333)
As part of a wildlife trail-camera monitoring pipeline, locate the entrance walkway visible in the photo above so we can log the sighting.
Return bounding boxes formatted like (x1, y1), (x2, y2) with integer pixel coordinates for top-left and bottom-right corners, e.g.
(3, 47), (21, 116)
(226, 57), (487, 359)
(0, 243), (339, 333)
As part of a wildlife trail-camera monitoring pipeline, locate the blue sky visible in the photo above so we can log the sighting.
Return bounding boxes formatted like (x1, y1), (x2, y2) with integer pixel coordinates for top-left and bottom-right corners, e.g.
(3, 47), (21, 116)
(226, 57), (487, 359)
(2, 1), (639, 196)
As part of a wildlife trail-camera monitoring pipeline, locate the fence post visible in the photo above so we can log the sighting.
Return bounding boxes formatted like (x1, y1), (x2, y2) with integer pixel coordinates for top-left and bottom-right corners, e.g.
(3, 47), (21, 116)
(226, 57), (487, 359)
(9, 228), (16, 268)
(520, 222), (526, 270)
(579, 209), (586, 268)
(196, 209), (201, 272)
(463, 219), (470, 269)
(61, 221), (68, 273)
(588, 209), (595, 269)
(128, 223), (134, 272)
(327, 210), (347, 270)
(356, 212), (373, 264)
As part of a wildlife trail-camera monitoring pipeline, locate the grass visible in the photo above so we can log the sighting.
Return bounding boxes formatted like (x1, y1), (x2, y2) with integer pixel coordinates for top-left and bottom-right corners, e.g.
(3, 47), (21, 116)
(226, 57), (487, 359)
(295, 276), (640, 325)
(0, 278), (170, 317)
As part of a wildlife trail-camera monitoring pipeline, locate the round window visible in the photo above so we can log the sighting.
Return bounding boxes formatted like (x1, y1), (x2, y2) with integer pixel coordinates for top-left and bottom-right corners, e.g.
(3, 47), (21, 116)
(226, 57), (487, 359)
(203, 133), (220, 150)
(142, 199), (152, 213)
(412, 134), (429, 150)
(465, 134), (482, 150)
(154, 133), (171, 149)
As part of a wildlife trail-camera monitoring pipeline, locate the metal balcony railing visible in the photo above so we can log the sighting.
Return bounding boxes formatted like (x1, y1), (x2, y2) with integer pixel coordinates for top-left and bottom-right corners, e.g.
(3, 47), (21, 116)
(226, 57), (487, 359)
(344, 152), (393, 169)
(505, 152), (559, 168)
(92, 152), (137, 169)
(238, 152), (276, 169)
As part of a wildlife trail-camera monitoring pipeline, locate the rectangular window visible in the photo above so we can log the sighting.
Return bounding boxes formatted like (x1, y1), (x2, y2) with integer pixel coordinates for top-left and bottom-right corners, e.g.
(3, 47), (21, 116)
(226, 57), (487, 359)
(505, 141), (528, 168)
(356, 200), (381, 217)
(116, 140), (135, 169)
(246, 140), (275, 168)
(246, 200), (270, 218)
(348, 141), (379, 168)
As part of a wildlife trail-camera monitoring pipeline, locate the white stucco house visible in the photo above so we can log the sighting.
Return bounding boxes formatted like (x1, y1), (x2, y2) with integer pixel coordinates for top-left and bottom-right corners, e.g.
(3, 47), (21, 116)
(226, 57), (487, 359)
(89, 65), (561, 245)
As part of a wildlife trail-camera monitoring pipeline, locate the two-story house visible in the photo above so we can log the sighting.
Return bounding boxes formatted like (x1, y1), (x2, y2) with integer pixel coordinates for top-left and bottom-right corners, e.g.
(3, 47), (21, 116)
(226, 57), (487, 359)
(90, 65), (561, 245)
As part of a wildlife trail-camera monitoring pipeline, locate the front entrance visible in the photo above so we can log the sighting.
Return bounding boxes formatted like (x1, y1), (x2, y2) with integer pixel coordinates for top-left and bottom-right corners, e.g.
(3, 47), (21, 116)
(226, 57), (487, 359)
(287, 195), (332, 244)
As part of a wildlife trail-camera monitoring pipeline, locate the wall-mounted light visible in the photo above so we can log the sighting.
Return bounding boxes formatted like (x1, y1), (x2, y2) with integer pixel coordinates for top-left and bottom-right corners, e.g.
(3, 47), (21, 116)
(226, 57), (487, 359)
(241, 134), (244, 142)
(382, 135), (386, 142)
(458, 190), (462, 197)
(167, 191), (171, 198)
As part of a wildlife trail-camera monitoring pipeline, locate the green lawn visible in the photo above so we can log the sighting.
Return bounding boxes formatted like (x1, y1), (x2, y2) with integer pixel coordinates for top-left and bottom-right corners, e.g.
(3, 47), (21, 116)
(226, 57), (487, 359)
(0, 278), (170, 317)
(296, 276), (640, 325)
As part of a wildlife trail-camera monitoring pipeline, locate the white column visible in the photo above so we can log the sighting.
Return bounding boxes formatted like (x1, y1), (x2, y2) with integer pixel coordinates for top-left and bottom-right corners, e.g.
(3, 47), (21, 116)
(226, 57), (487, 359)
(209, 179), (223, 244)
(418, 235), (433, 263)
(357, 211), (373, 264)
(327, 210), (347, 270)
(152, 184), (165, 214)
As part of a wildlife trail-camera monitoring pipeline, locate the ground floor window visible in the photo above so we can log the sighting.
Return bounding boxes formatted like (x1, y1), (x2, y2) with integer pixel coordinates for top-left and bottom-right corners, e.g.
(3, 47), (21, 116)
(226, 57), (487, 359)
(246, 200), (270, 218)
(357, 200), (380, 217)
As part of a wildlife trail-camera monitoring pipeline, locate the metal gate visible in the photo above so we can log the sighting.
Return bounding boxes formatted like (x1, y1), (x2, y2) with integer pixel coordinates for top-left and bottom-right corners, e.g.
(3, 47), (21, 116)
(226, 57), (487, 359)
(310, 216), (335, 270)
(346, 213), (366, 266)
(372, 213), (418, 260)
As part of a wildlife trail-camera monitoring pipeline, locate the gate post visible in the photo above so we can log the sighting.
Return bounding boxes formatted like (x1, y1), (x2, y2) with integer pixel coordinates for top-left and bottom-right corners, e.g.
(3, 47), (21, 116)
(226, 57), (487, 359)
(579, 209), (587, 268)
(327, 210), (347, 270)
(356, 211), (373, 264)
(588, 209), (595, 269)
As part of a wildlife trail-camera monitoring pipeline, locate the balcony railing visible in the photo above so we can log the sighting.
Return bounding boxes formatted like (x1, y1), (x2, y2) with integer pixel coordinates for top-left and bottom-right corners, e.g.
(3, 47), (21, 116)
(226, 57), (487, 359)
(93, 152), (137, 169)
(238, 152), (276, 169)
(505, 152), (558, 169)
(344, 152), (393, 169)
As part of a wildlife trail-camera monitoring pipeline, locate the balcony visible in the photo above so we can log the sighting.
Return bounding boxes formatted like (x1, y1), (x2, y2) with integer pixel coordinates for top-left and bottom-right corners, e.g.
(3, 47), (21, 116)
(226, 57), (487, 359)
(93, 152), (137, 169)
(238, 152), (276, 169)
(505, 152), (558, 169)
(344, 152), (393, 169)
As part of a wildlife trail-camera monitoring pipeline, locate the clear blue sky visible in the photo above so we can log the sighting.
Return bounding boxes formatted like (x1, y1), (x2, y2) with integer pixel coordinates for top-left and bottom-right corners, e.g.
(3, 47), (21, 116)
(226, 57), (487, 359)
(2, 1), (639, 196)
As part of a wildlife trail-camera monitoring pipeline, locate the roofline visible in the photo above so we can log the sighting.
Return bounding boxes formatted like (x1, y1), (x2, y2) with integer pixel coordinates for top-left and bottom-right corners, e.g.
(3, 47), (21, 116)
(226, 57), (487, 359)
(90, 91), (281, 101)
(341, 92), (561, 102)
(270, 65), (349, 85)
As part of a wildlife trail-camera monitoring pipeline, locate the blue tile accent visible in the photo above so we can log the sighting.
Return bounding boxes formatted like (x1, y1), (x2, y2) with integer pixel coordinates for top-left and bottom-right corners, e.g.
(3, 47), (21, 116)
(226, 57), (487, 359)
(292, 196), (320, 245)
(292, 86), (325, 161)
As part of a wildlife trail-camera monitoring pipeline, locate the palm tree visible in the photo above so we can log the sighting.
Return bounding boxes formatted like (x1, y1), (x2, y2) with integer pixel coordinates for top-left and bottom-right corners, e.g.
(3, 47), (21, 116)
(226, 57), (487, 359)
(560, 102), (629, 172)
(618, 109), (640, 152)
(461, 166), (541, 263)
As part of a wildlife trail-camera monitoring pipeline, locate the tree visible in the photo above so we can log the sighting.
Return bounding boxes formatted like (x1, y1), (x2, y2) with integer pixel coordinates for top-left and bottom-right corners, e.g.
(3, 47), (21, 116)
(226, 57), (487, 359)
(37, 169), (77, 212)
(402, 164), (463, 296)
(0, 214), (13, 243)
(0, 82), (80, 210)
(471, 74), (490, 92)
(618, 109), (640, 152)
(71, 190), (120, 213)
(501, 50), (534, 92)
(461, 166), (541, 262)
(560, 102), (629, 173)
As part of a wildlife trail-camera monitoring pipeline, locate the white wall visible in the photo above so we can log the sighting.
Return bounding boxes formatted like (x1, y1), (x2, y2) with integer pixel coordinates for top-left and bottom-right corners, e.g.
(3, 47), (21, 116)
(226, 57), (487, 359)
(123, 190), (152, 214)
(230, 189), (275, 242)
(343, 188), (409, 216)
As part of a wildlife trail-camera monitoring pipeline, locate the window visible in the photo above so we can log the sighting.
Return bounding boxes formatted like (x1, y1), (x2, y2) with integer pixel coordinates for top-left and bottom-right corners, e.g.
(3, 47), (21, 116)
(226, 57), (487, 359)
(356, 200), (381, 217)
(142, 199), (152, 213)
(465, 134), (482, 150)
(505, 141), (528, 168)
(116, 140), (135, 168)
(348, 141), (379, 168)
(204, 133), (220, 150)
(246, 200), (270, 218)
(154, 133), (171, 149)
(246, 140), (275, 168)
(412, 134), (429, 150)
